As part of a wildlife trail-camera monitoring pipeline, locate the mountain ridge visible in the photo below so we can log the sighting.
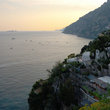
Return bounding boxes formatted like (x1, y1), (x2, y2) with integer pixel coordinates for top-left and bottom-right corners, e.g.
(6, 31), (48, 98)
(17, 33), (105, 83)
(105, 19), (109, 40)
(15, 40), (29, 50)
(63, 1), (110, 39)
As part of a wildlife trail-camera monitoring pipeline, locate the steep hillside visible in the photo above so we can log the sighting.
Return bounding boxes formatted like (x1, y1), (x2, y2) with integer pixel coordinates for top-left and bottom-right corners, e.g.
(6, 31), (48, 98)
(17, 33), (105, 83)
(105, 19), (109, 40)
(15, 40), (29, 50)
(63, 0), (110, 39)
(28, 30), (110, 110)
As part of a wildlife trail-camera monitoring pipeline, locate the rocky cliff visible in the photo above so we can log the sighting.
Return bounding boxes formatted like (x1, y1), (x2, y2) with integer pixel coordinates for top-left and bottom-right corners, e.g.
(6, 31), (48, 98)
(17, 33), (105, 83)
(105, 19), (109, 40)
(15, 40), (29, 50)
(28, 30), (110, 110)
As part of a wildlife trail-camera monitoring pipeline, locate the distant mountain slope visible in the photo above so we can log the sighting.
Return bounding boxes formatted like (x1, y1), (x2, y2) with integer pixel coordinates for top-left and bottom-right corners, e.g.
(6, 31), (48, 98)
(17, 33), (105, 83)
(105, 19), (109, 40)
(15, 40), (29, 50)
(63, 0), (110, 39)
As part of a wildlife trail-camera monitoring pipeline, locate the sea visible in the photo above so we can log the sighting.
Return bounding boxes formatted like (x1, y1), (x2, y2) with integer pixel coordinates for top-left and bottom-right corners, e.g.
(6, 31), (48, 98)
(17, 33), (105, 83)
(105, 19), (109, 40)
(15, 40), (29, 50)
(0, 31), (91, 110)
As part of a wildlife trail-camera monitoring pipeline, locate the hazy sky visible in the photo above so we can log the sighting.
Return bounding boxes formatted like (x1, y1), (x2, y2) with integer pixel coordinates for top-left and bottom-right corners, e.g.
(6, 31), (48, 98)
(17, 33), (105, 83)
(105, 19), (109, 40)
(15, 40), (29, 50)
(0, 0), (107, 31)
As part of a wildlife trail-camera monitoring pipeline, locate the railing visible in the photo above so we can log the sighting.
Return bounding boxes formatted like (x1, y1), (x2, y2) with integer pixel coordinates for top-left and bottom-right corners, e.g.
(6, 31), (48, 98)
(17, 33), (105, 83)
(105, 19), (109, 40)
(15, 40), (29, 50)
(80, 88), (99, 103)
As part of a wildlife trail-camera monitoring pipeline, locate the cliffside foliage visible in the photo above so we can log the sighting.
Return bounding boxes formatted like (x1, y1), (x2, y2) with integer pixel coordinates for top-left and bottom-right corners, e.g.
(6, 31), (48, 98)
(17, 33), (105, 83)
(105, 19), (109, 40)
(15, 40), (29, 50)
(81, 30), (110, 54)
(58, 79), (75, 106)
(79, 99), (110, 110)
(28, 62), (78, 110)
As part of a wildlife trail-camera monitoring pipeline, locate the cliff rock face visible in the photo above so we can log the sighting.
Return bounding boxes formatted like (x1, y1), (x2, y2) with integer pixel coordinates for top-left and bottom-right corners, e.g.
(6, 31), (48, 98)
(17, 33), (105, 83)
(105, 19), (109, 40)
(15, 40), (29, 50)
(28, 30), (110, 110)
(63, 1), (110, 39)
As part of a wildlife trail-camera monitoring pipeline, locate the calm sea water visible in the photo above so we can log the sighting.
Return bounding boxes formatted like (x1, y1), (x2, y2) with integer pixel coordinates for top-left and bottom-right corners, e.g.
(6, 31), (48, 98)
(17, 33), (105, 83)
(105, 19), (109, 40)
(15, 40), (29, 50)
(0, 31), (91, 110)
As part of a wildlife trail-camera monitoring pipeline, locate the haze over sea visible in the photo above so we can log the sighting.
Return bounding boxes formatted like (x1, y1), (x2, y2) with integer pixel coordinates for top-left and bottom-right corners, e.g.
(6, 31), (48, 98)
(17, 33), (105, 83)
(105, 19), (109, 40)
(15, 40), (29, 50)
(0, 31), (91, 110)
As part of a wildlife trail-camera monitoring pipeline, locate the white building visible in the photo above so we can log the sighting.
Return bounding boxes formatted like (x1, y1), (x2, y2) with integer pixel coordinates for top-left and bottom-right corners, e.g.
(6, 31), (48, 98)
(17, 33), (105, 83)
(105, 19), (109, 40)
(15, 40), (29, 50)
(98, 76), (110, 85)
(95, 49), (108, 60)
(67, 57), (78, 63)
(90, 76), (110, 94)
(95, 49), (100, 59)
(99, 51), (107, 59)
(82, 51), (91, 62)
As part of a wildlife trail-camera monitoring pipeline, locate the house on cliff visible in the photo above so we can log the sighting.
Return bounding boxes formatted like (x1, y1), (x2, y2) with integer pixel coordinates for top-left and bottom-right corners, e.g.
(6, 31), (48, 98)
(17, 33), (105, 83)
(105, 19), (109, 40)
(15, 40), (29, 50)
(90, 76), (110, 94)
(80, 76), (110, 106)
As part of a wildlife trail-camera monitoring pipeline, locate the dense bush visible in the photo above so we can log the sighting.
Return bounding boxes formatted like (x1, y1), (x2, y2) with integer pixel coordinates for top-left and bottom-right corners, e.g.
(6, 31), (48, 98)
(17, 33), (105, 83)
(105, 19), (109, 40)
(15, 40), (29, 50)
(68, 53), (76, 59)
(97, 65), (101, 71)
(80, 30), (110, 54)
(58, 79), (75, 106)
(79, 99), (110, 110)
(28, 79), (54, 110)
(48, 61), (70, 80)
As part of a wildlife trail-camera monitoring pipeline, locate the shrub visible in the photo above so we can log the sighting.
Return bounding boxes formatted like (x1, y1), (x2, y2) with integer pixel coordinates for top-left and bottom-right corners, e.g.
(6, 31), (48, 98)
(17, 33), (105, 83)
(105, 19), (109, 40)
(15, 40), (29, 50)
(81, 30), (110, 55)
(48, 61), (64, 79)
(79, 100), (110, 110)
(97, 65), (101, 71)
(70, 62), (82, 68)
(68, 53), (76, 59)
(58, 79), (75, 106)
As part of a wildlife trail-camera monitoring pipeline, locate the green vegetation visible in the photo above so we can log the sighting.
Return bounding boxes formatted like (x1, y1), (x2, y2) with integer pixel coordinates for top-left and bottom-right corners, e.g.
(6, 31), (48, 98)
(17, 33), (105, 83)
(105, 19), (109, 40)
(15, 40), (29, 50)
(58, 79), (75, 106)
(82, 86), (91, 93)
(28, 61), (78, 110)
(47, 61), (70, 84)
(68, 53), (76, 59)
(79, 99), (110, 110)
(97, 65), (101, 71)
(82, 71), (90, 76)
(70, 62), (82, 68)
(80, 86), (110, 110)
(81, 30), (110, 54)
(28, 79), (54, 110)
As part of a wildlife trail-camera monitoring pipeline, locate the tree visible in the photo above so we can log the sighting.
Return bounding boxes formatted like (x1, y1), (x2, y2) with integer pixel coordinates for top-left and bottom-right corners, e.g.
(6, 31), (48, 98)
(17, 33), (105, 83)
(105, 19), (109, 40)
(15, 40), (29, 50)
(59, 79), (75, 106)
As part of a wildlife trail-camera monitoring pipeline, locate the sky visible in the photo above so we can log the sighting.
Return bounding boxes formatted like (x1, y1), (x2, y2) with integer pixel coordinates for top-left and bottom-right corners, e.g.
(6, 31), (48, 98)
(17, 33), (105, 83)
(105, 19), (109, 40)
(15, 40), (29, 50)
(0, 0), (107, 31)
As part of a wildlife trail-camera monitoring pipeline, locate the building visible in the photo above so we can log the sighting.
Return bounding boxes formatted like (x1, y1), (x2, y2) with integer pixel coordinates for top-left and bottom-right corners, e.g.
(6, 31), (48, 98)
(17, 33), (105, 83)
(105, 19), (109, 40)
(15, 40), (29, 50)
(98, 76), (110, 85)
(67, 57), (78, 63)
(80, 76), (110, 106)
(90, 76), (110, 94)
(82, 51), (91, 62)
(95, 49), (100, 59)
